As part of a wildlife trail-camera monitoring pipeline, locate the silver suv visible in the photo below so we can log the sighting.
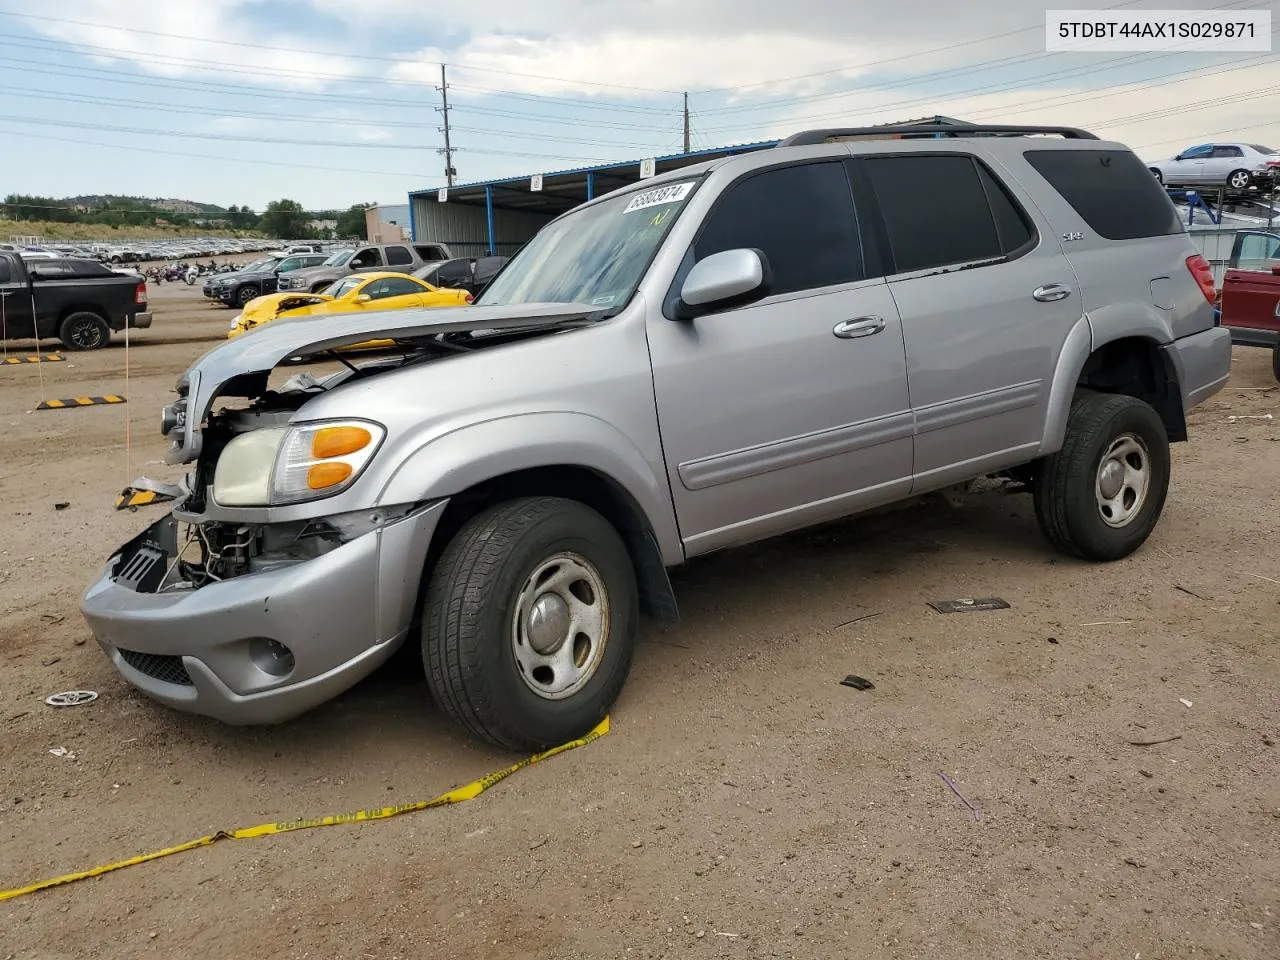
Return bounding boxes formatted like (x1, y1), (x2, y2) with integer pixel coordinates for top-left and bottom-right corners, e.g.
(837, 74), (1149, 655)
(81, 125), (1231, 749)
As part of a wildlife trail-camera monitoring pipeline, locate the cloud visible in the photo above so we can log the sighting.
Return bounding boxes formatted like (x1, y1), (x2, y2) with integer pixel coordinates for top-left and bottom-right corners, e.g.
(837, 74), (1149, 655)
(22, 0), (365, 90)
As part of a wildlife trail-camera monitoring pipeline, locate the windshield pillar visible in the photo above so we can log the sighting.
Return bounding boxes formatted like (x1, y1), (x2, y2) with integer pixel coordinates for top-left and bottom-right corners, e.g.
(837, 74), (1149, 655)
(485, 185), (496, 256)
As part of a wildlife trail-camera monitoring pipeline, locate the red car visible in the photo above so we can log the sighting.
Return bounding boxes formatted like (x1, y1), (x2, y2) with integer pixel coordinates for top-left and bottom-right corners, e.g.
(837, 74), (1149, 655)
(1219, 231), (1280, 381)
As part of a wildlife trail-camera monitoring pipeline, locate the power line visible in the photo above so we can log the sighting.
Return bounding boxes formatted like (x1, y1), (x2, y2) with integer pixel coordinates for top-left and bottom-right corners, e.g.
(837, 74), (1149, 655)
(0, 9), (679, 94)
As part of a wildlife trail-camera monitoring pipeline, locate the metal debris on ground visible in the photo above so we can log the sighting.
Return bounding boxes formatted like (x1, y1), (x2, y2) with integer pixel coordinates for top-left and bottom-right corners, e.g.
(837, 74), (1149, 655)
(1128, 735), (1182, 747)
(839, 674), (875, 691)
(928, 597), (1010, 614)
(53, 502), (69, 511)
(1226, 413), (1273, 422)
(47, 747), (75, 759)
(938, 771), (983, 820)
(44, 691), (98, 708)
(1179, 698), (1194, 708)
(835, 612), (882, 629)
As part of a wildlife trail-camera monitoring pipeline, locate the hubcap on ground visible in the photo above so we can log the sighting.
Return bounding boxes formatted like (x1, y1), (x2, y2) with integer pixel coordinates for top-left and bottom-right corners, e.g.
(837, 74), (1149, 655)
(1095, 432), (1150, 528)
(511, 552), (609, 700)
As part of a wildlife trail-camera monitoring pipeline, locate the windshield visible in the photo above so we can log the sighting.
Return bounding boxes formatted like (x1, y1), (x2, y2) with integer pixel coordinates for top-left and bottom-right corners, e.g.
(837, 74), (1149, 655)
(242, 258), (273, 272)
(331, 277), (363, 298)
(324, 250), (353, 267)
(478, 179), (698, 308)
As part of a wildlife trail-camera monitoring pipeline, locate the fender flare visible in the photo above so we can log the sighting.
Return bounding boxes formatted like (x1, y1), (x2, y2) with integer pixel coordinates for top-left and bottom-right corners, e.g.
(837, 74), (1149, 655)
(375, 411), (684, 566)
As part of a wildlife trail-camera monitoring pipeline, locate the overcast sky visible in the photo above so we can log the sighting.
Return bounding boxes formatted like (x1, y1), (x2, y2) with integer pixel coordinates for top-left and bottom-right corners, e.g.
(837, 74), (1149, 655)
(0, 0), (1276, 211)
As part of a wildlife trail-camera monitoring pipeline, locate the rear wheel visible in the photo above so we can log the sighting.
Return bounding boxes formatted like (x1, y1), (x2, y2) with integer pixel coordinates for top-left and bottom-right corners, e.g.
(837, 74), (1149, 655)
(1228, 169), (1252, 191)
(1149, 168), (1163, 185)
(1034, 393), (1170, 561)
(421, 496), (639, 750)
(58, 312), (110, 351)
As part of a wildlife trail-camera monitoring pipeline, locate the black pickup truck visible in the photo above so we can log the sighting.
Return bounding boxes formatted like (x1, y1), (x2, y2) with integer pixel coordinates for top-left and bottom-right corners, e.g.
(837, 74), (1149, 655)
(0, 253), (151, 350)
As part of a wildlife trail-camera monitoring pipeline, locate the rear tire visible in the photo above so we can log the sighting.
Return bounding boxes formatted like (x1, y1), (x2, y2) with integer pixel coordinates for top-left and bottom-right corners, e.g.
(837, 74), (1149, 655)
(1228, 169), (1252, 191)
(1034, 393), (1170, 561)
(58, 312), (110, 351)
(1149, 168), (1163, 185)
(421, 496), (639, 751)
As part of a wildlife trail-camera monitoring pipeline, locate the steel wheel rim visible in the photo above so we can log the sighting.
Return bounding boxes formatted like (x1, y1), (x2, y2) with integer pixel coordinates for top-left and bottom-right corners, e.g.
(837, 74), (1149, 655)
(70, 317), (102, 349)
(510, 551), (609, 701)
(1095, 432), (1150, 528)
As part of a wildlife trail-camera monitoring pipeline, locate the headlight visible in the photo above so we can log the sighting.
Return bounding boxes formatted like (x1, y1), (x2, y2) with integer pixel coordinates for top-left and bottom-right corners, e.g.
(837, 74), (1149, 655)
(229, 314), (242, 330)
(211, 419), (385, 507)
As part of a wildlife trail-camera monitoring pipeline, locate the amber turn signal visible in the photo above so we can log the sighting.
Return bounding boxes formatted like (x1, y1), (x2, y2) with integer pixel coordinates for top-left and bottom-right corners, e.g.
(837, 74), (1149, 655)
(307, 461), (353, 490)
(311, 425), (371, 459)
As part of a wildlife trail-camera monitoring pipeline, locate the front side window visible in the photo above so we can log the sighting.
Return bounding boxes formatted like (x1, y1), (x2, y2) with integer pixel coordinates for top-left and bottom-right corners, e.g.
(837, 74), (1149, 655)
(1237, 233), (1280, 265)
(865, 154), (1020, 273)
(1180, 145), (1213, 159)
(479, 179), (698, 309)
(351, 248), (383, 268)
(385, 245), (412, 266)
(693, 161), (864, 296)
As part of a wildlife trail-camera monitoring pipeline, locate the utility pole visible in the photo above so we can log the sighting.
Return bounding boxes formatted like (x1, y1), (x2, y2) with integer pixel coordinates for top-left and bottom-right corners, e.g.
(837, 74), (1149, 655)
(437, 63), (456, 187)
(682, 91), (690, 154)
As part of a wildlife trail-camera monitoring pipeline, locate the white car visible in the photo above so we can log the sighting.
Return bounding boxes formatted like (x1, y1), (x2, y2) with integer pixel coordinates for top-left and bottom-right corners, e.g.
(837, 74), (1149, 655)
(1149, 142), (1280, 192)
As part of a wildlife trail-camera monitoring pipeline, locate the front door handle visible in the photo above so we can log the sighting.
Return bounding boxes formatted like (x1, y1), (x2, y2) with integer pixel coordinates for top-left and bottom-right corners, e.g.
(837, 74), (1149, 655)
(833, 316), (886, 339)
(1032, 283), (1071, 302)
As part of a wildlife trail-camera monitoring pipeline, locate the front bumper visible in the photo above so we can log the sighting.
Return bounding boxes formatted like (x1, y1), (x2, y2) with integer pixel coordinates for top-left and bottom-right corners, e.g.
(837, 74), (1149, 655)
(1161, 325), (1232, 411)
(80, 500), (447, 725)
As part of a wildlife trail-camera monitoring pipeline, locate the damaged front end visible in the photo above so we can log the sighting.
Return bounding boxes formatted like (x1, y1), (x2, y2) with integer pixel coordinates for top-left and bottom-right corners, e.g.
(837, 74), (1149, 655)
(83, 301), (598, 724)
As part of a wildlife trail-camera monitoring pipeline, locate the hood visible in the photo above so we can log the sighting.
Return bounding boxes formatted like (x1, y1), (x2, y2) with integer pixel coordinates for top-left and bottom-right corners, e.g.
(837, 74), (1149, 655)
(163, 301), (600, 464)
(240, 292), (333, 323)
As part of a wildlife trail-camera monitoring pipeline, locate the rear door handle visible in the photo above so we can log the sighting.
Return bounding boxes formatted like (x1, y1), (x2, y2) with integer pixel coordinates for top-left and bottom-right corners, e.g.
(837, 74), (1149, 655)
(1032, 283), (1071, 302)
(833, 316), (886, 339)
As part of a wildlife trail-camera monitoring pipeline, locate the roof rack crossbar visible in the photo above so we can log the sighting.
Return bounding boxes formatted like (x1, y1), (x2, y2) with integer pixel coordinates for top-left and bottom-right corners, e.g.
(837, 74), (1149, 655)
(777, 125), (1099, 147)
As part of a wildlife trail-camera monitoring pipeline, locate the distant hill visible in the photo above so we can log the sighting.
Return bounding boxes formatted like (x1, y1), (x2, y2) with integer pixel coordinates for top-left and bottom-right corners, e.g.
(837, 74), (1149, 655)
(65, 195), (229, 215)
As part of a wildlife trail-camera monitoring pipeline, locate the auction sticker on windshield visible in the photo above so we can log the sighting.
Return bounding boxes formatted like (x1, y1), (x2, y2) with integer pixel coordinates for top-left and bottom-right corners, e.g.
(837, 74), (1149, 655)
(623, 182), (694, 214)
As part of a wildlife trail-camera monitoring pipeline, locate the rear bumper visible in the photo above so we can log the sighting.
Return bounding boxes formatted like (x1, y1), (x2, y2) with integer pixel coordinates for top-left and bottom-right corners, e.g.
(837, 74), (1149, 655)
(129, 311), (153, 329)
(1226, 325), (1280, 348)
(1162, 325), (1232, 411)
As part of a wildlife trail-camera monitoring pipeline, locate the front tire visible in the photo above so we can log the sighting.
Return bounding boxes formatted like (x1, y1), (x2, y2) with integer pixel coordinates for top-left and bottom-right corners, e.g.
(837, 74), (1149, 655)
(421, 496), (639, 750)
(1149, 168), (1163, 185)
(58, 312), (110, 351)
(1033, 393), (1170, 561)
(235, 284), (260, 307)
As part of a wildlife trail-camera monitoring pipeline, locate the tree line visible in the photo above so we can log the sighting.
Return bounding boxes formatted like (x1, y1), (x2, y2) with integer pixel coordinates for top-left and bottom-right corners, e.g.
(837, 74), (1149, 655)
(2, 195), (372, 240)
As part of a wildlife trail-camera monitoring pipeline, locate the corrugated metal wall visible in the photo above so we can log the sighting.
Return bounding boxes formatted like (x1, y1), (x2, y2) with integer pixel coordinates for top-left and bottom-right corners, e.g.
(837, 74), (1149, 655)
(411, 196), (554, 258)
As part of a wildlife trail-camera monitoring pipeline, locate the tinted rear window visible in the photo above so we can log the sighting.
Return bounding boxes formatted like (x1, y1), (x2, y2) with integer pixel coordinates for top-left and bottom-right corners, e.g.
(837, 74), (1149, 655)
(866, 154), (1024, 273)
(1023, 149), (1182, 241)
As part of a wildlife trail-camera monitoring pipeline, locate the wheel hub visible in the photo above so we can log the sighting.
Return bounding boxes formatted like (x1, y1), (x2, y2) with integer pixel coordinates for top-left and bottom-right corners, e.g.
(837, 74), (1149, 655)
(526, 592), (570, 655)
(1098, 459), (1124, 500)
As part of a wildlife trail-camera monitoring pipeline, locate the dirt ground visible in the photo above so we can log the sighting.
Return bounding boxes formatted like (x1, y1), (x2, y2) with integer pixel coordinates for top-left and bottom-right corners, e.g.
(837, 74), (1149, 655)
(1, 280), (1278, 960)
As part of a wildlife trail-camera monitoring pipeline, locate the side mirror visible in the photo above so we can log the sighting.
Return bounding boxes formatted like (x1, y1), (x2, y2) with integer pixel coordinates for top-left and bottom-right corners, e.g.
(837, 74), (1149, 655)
(355, 294), (372, 303)
(675, 248), (770, 320)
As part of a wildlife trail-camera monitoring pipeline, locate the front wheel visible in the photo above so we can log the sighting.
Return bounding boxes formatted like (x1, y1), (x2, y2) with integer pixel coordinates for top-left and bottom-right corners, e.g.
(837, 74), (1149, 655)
(58, 312), (110, 351)
(1033, 393), (1171, 561)
(421, 496), (639, 750)
(235, 284), (260, 307)
(1228, 169), (1252, 191)
(1149, 168), (1163, 185)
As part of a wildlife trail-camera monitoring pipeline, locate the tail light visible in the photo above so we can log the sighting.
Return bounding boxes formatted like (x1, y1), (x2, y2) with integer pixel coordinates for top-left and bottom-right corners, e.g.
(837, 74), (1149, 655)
(1186, 254), (1215, 305)
(464, 293), (474, 304)
(134, 280), (147, 305)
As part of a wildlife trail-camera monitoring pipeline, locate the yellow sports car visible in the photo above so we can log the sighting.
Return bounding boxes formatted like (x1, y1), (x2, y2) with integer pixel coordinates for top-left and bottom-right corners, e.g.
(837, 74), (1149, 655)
(227, 271), (473, 347)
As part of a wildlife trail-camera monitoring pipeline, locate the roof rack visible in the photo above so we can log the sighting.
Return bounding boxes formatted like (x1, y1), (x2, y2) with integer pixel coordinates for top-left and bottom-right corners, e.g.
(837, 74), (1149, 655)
(777, 125), (1100, 147)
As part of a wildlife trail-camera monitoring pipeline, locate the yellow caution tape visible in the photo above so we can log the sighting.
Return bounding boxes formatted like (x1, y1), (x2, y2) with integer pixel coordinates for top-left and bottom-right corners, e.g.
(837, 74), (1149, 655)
(0, 716), (609, 902)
